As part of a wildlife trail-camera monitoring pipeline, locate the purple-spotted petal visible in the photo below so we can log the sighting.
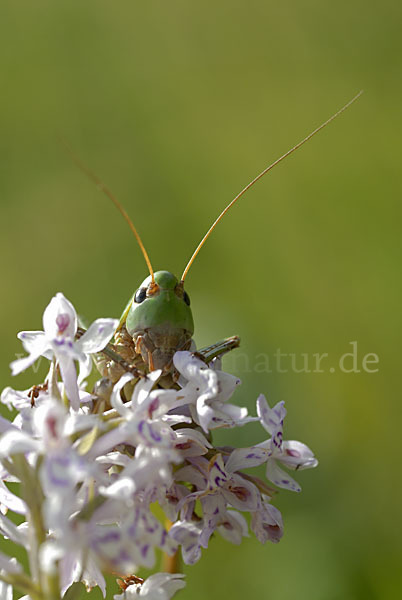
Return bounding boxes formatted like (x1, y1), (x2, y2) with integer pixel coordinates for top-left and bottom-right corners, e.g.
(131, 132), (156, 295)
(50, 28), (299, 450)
(225, 446), (267, 474)
(208, 454), (228, 489)
(256, 395), (286, 435)
(136, 420), (174, 448)
(217, 510), (249, 544)
(41, 451), (84, 495)
(174, 428), (212, 457)
(91, 525), (129, 570)
(266, 458), (301, 492)
(196, 398), (250, 432)
(280, 440), (318, 470)
(222, 473), (261, 511)
(169, 520), (202, 565)
(251, 502), (284, 544)
(43, 293), (77, 339)
(199, 492), (227, 547)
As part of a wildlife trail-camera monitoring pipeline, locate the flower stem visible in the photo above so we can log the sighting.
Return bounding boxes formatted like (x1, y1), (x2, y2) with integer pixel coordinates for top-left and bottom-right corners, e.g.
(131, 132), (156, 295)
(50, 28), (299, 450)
(162, 550), (181, 574)
(12, 454), (61, 599)
(162, 519), (181, 574)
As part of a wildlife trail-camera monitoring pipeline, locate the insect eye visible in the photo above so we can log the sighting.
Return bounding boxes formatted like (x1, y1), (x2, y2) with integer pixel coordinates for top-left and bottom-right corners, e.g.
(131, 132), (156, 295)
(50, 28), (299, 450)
(183, 291), (190, 306)
(134, 287), (147, 303)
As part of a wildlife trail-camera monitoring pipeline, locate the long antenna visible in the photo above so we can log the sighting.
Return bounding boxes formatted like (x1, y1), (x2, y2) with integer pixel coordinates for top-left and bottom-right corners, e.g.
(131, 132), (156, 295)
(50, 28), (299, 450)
(59, 138), (155, 284)
(181, 90), (363, 282)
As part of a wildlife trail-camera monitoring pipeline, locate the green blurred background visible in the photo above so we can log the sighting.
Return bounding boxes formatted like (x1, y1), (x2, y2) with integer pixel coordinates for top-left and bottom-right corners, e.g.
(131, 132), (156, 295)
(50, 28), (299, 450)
(1, 1), (401, 598)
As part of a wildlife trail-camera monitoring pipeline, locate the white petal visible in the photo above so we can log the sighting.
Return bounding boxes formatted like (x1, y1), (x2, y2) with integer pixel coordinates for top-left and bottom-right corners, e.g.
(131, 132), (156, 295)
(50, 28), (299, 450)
(0, 430), (41, 457)
(1, 387), (31, 412)
(149, 389), (190, 418)
(58, 355), (80, 410)
(0, 551), (22, 573)
(214, 371), (241, 402)
(95, 451), (132, 468)
(88, 426), (130, 459)
(174, 464), (207, 490)
(43, 293), (77, 338)
(10, 354), (39, 376)
(111, 372), (134, 415)
(17, 330), (46, 354)
(81, 557), (107, 598)
(99, 478), (135, 500)
(162, 414), (192, 426)
(76, 319), (118, 354)
(141, 573), (186, 599)
(0, 580), (12, 600)
(33, 400), (66, 442)
(0, 512), (27, 544)
(10, 334), (50, 376)
(39, 541), (64, 574)
(174, 352), (218, 400)
(0, 416), (17, 435)
(173, 351), (206, 377)
(123, 453), (173, 491)
(132, 370), (162, 407)
(78, 354), (93, 384)
(0, 481), (27, 515)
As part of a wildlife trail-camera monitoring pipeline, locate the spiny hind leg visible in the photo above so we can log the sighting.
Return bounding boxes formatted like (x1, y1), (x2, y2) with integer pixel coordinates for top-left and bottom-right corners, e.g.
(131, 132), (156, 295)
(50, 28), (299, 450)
(195, 335), (240, 364)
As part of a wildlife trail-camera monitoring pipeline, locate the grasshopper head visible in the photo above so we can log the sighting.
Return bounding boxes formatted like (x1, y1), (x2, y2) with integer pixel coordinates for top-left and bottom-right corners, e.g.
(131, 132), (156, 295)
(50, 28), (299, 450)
(125, 270), (194, 338)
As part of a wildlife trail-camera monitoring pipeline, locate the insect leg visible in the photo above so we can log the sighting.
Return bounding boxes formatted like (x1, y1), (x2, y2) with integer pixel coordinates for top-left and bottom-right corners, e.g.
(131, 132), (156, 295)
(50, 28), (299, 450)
(195, 335), (240, 363)
(76, 326), (143, 378)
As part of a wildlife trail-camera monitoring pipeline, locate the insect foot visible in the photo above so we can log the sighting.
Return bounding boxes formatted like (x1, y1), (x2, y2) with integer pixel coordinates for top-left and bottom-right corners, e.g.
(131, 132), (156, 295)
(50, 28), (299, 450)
(0, 292), (317, 600)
